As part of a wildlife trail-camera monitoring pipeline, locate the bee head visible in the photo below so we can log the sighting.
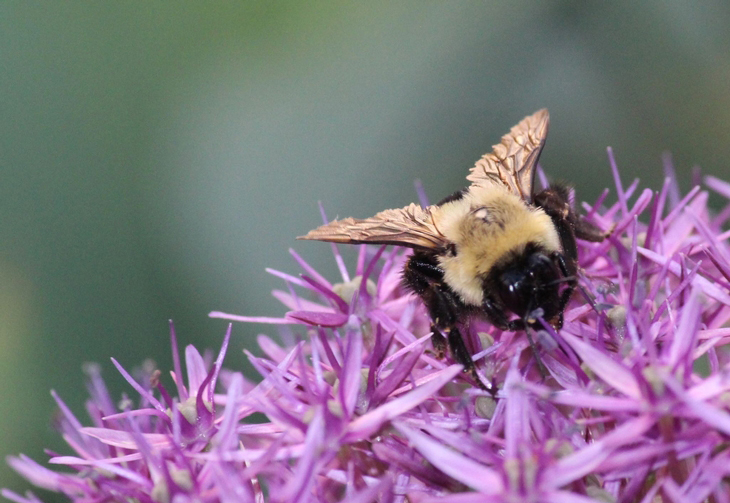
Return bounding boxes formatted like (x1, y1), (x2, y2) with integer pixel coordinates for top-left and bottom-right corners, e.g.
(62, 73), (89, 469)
(495, 248), (562, 322)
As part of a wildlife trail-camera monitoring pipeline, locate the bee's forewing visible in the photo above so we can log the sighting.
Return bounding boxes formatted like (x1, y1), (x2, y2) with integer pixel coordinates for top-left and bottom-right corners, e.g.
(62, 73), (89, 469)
(298, 203), (448, 250)
(466, 108), (549, 202)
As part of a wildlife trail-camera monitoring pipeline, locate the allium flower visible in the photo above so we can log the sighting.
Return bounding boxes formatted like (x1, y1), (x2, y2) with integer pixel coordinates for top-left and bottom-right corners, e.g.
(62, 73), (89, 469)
(5, 151), (730, 503)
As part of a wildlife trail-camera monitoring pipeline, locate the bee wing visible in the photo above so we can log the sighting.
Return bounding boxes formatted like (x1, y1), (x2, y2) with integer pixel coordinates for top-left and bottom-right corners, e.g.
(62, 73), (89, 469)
(298, 202), (448, 250)
(466, 108), (549, 202)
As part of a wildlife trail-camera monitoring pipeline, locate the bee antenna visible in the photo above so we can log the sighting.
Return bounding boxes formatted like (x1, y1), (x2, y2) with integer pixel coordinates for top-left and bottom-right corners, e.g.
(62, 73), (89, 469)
(546, 275), (576, 287)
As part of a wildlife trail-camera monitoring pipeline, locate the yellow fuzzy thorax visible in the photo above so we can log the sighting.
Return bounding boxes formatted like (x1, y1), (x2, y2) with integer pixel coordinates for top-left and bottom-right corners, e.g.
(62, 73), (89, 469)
(433, 185), (561, 306)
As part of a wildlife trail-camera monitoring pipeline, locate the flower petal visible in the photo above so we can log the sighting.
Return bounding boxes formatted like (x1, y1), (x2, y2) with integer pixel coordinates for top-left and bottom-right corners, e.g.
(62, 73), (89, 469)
(560, 332), (641, 399)
(286, 310), (349, 327)
(345, 365), (462, 441)
(395, 423), (503, 495)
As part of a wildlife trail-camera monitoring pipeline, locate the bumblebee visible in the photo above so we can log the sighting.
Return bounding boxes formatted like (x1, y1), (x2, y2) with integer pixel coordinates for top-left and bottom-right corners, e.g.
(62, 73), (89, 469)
(300, 110), (606, 379)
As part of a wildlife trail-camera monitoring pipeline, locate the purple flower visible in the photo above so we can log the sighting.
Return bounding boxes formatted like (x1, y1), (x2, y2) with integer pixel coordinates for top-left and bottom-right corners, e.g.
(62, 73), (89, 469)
(5, 151), (730, 502)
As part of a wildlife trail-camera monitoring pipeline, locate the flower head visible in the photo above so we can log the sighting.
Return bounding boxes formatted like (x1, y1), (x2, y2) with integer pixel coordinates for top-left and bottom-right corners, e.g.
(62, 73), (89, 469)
(5, 152), (730, 502)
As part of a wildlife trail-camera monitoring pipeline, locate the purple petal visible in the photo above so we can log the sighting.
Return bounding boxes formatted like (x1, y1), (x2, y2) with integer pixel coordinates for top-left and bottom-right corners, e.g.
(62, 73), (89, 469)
(50, 452), (142, 465)
(414, 179), (430, 207)
(213, 373), (244, 451)
(110, 358), (166, 412)
(668, 381), (730, 436)
(395, 423), (503, 495)
(265, 267), (309, 288)
(49, 390), (84, 435)
(546, 389), (641, 412)
(286, 310), (349, 327)
(661, 478), (685, 503)
(607, 147), (629, 215)
(704, 174), (730, 199)
(0, 489), (45, 503)
(47, 449), (152, 488)
(258, 336), (295, 368)
(663, 184), (701, 229)
(82, 363), (117, 419)
(504, 363), (529, 459)
(643, 177), (671, 250)
(208, 323), (232, 403)
(316, 202), (352, 284)
(344, 365), (462, 442)
(545, 490), (609, 503)
(369, 338), (425, 407)
(355, 243), (367, 277)
(339, 322), (363, 417)
(687, 365), (730, 401)
(209, 311), (295, 324)
(7, 455), (68, 492)
(641, 248), (730, 306)
(368, 309), (418, 345)
(271, 290), (328, 311)
(278, 406), (327, 503)
(79, 427), (171, 449)
(685, 205), (730, 265)
(359, 246), (386, 298)
(419, 495), (501, 503)
(681, 450), (730, 502)
(169, 320), (187, 400)
(343, 476), (393, 503)
(560, 332), (641, 399)
(184, 344), (208, 395)
(665, 287), (701, 370)
(544, 415), (655, 488)
(289, 247), (332, 288)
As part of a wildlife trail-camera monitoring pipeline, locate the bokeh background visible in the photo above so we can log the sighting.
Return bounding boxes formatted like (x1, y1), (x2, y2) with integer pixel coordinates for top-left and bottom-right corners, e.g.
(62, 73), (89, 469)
(2, 2), (730, 499)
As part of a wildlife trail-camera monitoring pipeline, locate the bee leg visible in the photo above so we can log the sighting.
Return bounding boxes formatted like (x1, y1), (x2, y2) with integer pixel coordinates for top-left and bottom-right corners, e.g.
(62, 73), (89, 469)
(574, 216), (612, 242)
(430, 316), (485, 389)
(484, 296), (550, 379)
(443, 325), (480, 381)
(429, 289), (484, 386)
(482, 297), (526, 332)
(403, 254), (484, 388)
(430, 324), (447, 359)
(403, 255), (451, 358)
(550, 251), (578, 330)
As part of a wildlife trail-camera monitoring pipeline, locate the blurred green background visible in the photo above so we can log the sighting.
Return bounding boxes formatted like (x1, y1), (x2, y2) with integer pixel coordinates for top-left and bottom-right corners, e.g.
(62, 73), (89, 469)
(2, 2), (730, 499)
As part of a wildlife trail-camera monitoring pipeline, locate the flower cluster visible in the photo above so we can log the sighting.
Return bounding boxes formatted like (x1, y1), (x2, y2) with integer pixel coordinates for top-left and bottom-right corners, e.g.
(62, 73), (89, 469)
(5, 152), (730, 503)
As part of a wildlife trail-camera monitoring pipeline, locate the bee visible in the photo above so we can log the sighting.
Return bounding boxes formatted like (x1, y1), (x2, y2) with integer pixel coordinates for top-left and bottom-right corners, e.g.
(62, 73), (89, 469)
(299, 110), (607, 381)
